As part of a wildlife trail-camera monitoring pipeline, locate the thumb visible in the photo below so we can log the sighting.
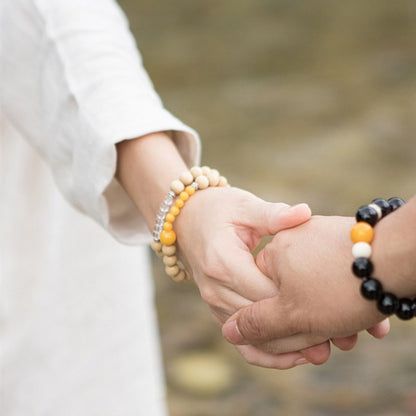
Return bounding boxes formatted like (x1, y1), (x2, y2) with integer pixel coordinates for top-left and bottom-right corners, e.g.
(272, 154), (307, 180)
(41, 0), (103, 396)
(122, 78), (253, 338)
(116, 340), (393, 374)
(222, 296), (295, 345)
(242, 200), (312, 237)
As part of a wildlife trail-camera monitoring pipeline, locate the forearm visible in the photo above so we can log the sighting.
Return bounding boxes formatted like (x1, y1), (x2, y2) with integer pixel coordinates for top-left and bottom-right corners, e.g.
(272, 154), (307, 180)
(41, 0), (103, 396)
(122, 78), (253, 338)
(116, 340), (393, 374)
(372, 195), (416, 297)
(116, 132), (188, 229)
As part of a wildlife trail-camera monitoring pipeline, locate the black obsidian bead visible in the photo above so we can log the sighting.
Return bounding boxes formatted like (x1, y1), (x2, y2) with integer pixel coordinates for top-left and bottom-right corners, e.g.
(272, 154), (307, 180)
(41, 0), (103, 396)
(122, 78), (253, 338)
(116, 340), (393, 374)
(377, 292), (399, 315)
(371, 198), (391, 218)
(396, 298), (414, 320)
(411, 299), (416, 317)
(356, 206), (378, 227)
(361, 278), (383, 300)
(352, 258), (374, 278)
(388, 197), (405, 212)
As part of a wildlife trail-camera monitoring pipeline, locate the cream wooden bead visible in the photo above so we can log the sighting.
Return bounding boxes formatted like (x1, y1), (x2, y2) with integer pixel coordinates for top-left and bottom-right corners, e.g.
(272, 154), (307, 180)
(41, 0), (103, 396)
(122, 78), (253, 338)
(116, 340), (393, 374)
(162, 245), (176, 256)
(184, 271), (192, 281)
(163, 255), (177, 267)
(165, 265), (180, 277)
(218, 176), (228, 187)
(170, 179), (185, 194)
(151, 241), (162, 252)
(196, 175), (209, 189)
(190, 166), (202, 178)
(207, 171), (220, 186)
(201, 166), (211, 175)
(352, 242), (372, 259)
(171, 269), (186, 282)
(179, 171), (194, 186)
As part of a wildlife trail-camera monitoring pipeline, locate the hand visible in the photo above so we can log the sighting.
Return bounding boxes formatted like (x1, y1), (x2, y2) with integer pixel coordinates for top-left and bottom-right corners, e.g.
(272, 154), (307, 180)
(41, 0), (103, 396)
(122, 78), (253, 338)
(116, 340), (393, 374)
(174, 186), (330, 368)
(222, 216), (390, 356)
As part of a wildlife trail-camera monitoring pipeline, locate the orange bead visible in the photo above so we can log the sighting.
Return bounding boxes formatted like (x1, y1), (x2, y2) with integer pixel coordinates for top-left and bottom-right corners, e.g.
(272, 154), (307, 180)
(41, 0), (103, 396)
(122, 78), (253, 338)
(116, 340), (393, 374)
(180, 191), (189, 201)
(165, 213), (175, 223)
(170, 206), (180, 216)
(350, 222), (374, 244)
(185, 185), (195, 196)
(160, 230), (176, 246)
(175, 199), (184, 209)
(163, 222), (173, 231)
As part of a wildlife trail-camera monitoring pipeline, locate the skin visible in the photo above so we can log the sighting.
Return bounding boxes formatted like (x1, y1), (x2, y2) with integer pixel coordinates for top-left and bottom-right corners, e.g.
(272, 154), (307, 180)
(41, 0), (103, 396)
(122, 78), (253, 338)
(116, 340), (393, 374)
(222, 197), (416, 356)
(116, 131), (390, 369)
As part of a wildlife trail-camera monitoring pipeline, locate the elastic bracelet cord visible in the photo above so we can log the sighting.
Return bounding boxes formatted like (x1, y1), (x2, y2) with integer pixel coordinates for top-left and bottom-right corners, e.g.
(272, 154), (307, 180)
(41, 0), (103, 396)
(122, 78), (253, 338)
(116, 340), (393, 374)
(350, 197), (416, 320)
(151, 166), (228, 282)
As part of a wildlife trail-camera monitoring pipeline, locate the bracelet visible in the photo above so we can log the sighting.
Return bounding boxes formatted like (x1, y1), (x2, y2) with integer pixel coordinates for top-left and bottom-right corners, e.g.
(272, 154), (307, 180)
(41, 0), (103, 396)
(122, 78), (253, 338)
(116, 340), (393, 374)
(151, 166), (228, 282)
(350, 197), (416, 320)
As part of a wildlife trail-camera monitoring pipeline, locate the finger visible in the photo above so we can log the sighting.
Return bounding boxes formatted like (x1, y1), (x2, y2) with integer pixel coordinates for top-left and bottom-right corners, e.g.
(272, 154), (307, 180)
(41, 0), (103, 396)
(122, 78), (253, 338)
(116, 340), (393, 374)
(238, 199), (312, 242)
(300, 341), (331, 365)
(366, 318), (390, 339)
(234, 345), (309, 370)
(222, 296), (296, 345)
(330, 334), (358, 351)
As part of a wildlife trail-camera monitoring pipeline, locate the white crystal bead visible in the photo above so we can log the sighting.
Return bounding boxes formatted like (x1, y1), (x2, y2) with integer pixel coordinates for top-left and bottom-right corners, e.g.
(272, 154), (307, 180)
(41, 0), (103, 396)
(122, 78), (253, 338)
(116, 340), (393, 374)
(352, 242), (372, 259)
(153, 231), (161, 240)
(368, 203), (382, 220)
(160, 205), (169, 213)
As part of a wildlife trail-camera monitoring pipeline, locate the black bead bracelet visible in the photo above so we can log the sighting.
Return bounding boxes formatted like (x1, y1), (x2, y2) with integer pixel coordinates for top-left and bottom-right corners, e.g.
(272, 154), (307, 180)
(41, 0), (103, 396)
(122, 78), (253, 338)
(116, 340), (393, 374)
(350, 197), (416, 320)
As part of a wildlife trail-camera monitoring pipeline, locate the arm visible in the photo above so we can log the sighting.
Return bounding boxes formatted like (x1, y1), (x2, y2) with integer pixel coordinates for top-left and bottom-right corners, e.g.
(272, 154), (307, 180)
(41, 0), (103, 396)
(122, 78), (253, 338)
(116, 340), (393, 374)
(223, 197), (416, 353)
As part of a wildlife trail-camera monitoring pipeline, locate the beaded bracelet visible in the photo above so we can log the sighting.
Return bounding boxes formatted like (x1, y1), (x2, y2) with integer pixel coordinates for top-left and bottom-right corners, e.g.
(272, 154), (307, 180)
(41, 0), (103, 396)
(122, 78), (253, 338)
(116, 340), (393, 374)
(151, 166), (228, 282)
(350, 197), (416, 320)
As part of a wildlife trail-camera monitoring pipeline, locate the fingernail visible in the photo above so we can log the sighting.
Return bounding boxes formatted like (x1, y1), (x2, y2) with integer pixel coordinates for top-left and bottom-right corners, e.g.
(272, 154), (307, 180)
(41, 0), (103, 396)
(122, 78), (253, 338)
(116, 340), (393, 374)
(222, 320), (244, 344)
(294, 357), (309, 366)
(288, 203), (310, 212)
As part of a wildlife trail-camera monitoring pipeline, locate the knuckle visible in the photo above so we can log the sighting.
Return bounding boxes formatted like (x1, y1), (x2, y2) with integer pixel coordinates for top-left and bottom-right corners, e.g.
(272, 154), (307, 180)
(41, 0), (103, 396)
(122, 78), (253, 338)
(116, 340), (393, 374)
(237, 306), (267, 342)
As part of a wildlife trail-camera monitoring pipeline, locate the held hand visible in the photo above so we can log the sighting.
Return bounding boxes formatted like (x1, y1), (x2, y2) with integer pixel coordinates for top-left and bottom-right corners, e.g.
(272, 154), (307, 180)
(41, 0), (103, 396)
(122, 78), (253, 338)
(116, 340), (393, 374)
(174, 186), (326, 368)
(222, 216), (390, 356)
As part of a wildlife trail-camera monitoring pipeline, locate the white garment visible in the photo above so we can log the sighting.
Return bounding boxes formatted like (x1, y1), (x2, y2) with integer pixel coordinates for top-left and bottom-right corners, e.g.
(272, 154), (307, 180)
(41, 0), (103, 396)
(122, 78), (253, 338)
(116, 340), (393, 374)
(0, 0), (200, 415)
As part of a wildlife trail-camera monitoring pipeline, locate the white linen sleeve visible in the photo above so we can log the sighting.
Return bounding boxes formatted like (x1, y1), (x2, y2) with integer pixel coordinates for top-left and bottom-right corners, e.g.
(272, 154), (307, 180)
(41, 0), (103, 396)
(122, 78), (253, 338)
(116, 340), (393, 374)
(0, 0), (200, 244)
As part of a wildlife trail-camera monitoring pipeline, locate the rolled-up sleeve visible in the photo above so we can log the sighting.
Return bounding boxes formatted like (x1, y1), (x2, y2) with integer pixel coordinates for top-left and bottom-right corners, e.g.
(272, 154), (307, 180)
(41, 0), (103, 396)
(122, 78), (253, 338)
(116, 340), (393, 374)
(0, 0), (200, 244)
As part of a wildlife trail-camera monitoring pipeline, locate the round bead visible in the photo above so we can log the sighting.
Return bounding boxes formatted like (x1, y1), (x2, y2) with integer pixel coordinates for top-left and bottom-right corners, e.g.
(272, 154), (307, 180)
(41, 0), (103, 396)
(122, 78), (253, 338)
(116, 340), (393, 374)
(367, 203), (382, 220)
(162, 245), (176, 256)
(163, 255), (177, 267)
(377, 292), (399, 315)
(356, 206), (378, 227)
(352, 257), (374, 278)
(171, 269), (186, 282)
(170, 206), (180, 216)
(201, 166), (211, 175)
(163, 222), (173, 231)
(179, 171), (194, 186)
(218, 176), (228, 187)
(160, 230), (176, 246)
(190, 166), (203, 178)
(185, 185), (196, 196)
(352, 242), (372, 259)
(350, 222), (374, 244)
(165, 213), (175, 223)
(388, 197), (405, 212)
(207, 172), (220, 186)
(170, 179), (185, 194)
(396, 298), (414, 320)
(165, 265), (180, 277)
(196, 175), (209, 189)
(371, 198), (391, 218)
(361, 278), (383, 300)
(175, 199), (185, 209)
(151, 241), (162, 252)
(179, 191), (189, 201)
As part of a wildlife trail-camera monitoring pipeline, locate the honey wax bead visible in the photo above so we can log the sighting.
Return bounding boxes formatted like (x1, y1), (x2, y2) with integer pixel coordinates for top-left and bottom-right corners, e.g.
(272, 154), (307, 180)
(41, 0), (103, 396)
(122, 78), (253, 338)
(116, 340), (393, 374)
(160, 230), (176, 246)
(350, 222), (374, 244)
(175, 199), (184, 209)
(163, 222), (173, 231)
(170, 206), (180, 216)
(185, 185), (195, 196)
(165, 213), (175, 223)
(180, 191), (189, 201)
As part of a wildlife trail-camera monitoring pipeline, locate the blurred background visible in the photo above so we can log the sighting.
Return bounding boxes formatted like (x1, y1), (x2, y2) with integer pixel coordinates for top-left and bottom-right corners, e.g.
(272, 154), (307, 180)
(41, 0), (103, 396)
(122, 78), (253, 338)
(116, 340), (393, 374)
(119, 1), (416, 415)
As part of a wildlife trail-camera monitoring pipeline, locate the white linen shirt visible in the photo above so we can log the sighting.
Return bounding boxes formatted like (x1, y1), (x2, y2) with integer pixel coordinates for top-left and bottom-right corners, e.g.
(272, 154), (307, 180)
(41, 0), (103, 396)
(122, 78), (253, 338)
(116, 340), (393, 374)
(0, 0), (200, 414)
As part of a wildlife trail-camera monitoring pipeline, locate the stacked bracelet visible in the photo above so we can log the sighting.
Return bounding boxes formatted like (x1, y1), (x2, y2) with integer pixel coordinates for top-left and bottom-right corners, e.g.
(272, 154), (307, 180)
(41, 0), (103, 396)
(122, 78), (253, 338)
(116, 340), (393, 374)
(351, 197), (416, 320)
(151, 166), (228, 282)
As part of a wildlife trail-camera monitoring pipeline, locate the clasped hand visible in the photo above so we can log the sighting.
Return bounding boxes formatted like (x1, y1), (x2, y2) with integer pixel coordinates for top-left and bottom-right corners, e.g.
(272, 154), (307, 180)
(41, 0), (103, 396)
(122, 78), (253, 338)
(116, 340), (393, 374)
(174, 187), (389, 369)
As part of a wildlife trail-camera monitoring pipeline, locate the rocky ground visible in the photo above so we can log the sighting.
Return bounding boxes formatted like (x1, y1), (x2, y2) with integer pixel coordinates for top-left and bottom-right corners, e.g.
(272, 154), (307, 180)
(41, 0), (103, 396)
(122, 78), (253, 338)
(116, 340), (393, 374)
(119, 1), (416, 414)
